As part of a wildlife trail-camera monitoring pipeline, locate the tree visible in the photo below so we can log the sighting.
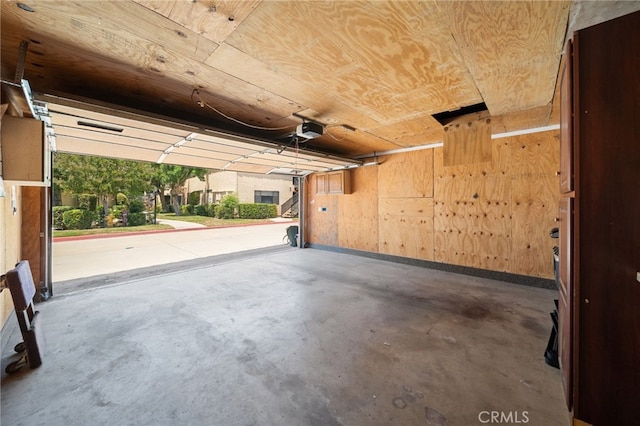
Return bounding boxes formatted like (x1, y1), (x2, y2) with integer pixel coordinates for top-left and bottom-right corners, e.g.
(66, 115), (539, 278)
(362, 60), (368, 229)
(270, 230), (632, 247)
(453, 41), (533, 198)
(150, 164), (207, 215)
(53, 153), (154, 224)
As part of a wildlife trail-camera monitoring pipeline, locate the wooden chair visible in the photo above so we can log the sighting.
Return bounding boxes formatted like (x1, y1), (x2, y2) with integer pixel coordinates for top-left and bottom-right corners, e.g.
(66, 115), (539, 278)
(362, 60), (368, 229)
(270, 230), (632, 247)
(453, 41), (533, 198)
(2, 260), (44, 373)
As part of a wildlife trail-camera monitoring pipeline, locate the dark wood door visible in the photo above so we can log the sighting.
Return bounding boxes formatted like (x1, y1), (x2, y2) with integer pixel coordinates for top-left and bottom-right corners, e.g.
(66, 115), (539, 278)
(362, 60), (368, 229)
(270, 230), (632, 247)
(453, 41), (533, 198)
(573, 11), (640, 425)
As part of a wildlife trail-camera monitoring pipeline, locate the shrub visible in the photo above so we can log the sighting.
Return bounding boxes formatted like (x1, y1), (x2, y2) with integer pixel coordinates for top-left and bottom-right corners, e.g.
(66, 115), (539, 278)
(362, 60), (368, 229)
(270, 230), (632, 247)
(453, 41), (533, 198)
(127, 212), (146, 226)
(128, 199), (145, 213)
(110, 204), (127, 218)
(238, 203), (277, 219)
(194, 204), (208, 216)
(180, 204), (193, 215)
(191, 203), (217, 217)
(116, 193), (128, 205)
(62, 209), (95, 230)
(217, 194), (238, 219)
(77, 194), (97, 211)
(187, 191), (201, 206)
(52, 206), (76, 229)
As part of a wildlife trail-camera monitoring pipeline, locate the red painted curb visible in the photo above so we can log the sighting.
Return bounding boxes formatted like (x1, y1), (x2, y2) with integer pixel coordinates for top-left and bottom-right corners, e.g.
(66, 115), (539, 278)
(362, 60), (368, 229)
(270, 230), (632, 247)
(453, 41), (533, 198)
(53, 220), (296, 242)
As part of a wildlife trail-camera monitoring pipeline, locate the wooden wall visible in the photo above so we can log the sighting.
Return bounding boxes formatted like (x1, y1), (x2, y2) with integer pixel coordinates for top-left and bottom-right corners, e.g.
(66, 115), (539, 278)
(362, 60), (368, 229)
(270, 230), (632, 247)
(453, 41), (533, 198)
(305, 130), (559, 279)
(379, 150), (434, 261)
(21, 186), (44, 286)
(1, 184), (21, 327)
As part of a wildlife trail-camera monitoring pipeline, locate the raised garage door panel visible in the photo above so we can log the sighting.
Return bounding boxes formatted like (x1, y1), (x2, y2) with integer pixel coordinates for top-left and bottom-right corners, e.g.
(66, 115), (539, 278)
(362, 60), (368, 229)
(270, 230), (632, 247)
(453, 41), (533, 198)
(1, 115), (45, 183)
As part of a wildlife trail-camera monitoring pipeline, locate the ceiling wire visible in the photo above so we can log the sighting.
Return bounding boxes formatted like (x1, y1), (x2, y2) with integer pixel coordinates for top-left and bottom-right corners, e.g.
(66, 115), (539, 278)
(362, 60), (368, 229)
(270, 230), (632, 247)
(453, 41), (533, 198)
(294, 135), (300, 174)
(191, 89), (294, 131)
(325, 128), (344, 142)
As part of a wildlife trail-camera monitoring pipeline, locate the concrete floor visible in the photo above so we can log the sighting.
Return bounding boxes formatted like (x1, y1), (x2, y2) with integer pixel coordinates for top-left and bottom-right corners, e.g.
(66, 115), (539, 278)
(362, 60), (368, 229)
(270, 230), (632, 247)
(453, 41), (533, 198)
(2, 247), (569, 426)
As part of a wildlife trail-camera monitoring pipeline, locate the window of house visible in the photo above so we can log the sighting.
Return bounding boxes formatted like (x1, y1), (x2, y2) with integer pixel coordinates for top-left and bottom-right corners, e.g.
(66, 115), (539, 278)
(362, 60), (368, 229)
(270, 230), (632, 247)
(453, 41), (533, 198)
(254, 191), (279, 204)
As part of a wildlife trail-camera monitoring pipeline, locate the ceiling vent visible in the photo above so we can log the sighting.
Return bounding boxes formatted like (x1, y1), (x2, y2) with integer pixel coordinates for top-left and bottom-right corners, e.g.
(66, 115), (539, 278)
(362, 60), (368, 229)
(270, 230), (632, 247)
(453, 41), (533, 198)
(432, 102), (488, 126)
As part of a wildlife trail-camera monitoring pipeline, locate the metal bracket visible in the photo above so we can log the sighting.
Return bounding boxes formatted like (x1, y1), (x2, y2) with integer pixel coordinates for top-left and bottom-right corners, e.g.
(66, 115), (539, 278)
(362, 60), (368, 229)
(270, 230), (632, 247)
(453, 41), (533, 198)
(14, 40), (29, 83)
(19, 79), (57, 151)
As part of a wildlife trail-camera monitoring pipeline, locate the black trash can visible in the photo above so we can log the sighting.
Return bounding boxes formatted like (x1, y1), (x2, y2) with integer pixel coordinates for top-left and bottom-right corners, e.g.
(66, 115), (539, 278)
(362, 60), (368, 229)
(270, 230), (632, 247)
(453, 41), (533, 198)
(544, 228), (560, 369)
(286, 225), (298, 247)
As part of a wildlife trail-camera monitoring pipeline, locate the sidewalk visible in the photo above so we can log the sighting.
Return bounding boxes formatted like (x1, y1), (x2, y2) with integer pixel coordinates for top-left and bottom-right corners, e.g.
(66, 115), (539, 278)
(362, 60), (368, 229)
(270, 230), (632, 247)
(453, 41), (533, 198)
(156, 218), (207, 229)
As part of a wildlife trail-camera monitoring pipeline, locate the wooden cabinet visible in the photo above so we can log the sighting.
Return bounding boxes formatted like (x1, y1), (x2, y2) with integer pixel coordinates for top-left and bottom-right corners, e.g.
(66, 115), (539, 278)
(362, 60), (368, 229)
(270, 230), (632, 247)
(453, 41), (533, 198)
(559, 40), (573, 194)
(315, 170), (351, 194)
(316, 173), (327, 194)
(560, 11), (640, 426)
(558, 38), (575, 412)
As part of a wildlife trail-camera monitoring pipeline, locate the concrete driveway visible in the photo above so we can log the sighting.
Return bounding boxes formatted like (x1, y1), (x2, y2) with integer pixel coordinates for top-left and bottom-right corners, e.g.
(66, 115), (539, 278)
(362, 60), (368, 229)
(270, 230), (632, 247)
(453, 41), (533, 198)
(53, 221), (297, 285)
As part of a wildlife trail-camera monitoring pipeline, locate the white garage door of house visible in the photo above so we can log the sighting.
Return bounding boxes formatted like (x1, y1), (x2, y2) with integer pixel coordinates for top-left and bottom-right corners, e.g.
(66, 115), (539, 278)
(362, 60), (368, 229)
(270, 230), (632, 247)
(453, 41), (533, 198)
(40, 93), (361, 175)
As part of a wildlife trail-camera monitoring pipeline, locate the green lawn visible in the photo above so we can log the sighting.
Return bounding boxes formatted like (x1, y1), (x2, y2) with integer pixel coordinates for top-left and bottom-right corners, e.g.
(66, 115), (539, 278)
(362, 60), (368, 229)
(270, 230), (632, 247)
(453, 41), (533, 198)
(53, 214), (297, 238)
(157, 213), (295, 227)
(53, 223), (173, 238)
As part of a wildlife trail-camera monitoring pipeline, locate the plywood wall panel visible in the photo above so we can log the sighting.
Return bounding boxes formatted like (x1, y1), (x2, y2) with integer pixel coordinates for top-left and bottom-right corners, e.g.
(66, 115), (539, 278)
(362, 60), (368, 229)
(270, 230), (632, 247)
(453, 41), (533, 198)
(434, 174), (511, 271)
(306, 129), (559, 280)
(21, 187), (43, 286)
(305, 175), (339, 247)
(379, 198), (434, 261)
(338, 167), (378, 252)
(1, 186), (21, 327)
(435, 138), (511, 179)
(509, 131), (559, 278)
(509, 131), (559, 176)
(511, 176), (558, 278)
(443, 116), (492, 166)
(378, 150), (433, 199)
(434, 130), (558, 277)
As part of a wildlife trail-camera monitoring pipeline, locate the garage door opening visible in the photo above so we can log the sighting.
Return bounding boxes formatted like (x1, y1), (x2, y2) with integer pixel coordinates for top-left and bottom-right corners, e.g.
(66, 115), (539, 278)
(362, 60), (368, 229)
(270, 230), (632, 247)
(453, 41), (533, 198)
(38, 94), (359, 295)
(51, 153), (302, 293)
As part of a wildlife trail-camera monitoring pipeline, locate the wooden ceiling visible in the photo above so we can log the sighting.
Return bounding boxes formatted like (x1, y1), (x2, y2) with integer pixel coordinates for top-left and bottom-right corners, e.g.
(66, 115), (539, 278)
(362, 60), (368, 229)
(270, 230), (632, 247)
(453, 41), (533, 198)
(1, 1), (638, 162)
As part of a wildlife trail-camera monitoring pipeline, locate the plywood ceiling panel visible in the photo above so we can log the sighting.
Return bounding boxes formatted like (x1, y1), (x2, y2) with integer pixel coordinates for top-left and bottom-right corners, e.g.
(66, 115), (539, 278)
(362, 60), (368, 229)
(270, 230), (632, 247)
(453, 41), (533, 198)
(444, 0), (570, 116)
(132, 0), (260, 44)
(2, 0), (610, 162)
(1, 0), (218, 63)
(367, 113), (444, 147)
(224, 1), (481, 124)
